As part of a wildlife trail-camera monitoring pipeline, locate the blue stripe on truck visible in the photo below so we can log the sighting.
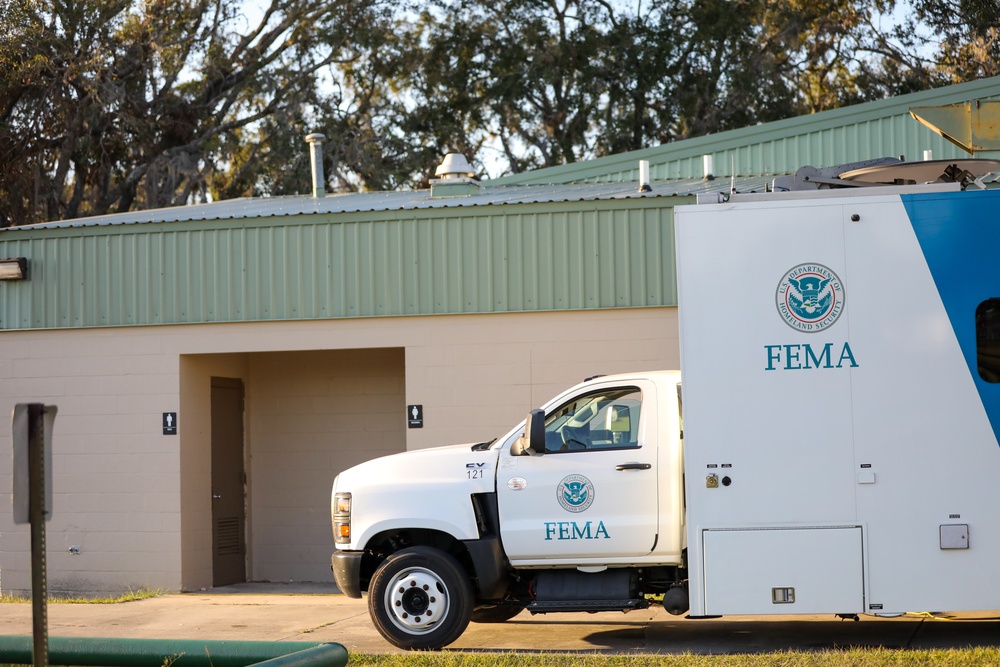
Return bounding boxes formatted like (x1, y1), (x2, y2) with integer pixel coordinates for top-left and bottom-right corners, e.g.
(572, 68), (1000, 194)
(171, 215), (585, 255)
(903, 189), (1000, 447)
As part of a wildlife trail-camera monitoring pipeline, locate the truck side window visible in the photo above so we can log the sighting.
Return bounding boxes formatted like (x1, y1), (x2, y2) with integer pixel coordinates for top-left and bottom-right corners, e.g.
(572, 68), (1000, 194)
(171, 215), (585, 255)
(543, 387), (642, 452)
(977, 299), (1000, 383)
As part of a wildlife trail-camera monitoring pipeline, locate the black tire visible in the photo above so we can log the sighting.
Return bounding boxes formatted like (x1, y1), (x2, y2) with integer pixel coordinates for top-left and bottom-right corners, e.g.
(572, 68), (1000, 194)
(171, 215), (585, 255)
(367, 546), (474, 650)
(471, 603), (524, 623)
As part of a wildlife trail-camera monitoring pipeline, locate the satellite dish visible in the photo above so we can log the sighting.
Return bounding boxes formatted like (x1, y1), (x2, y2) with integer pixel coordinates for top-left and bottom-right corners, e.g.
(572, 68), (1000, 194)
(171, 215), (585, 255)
(839, 159), (1000, 185)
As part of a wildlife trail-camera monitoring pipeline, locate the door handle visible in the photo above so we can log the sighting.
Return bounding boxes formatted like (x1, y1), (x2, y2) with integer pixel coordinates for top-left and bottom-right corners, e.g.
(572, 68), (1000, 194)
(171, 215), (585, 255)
(213, 494), (222, 500)
(615, 463), (651, 471)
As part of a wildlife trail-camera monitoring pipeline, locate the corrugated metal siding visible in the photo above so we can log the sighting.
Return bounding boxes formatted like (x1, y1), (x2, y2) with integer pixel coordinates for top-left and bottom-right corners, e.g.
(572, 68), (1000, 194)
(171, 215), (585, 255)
(0, 201), (679, 330)
(494, 76), (1000, 184)
(584, 122), (974, 183)
(523, 116), (992, 184)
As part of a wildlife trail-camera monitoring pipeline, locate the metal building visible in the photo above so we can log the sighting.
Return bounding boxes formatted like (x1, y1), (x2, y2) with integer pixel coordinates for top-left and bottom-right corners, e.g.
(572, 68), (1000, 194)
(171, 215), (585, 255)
(1, 76), (998, 595)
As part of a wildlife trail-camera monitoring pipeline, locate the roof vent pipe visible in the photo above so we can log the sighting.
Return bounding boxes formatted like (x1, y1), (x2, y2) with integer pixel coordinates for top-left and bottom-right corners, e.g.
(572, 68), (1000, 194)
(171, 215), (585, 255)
(703, 155), (715, 181)
(638, 160), (652, 192)
(305, 133), (327, 198)
(431, 153), (481, 197)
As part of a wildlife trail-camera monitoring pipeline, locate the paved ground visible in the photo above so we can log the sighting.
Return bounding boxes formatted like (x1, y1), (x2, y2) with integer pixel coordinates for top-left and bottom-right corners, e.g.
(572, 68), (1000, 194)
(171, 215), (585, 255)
(0, 584), (999, 655)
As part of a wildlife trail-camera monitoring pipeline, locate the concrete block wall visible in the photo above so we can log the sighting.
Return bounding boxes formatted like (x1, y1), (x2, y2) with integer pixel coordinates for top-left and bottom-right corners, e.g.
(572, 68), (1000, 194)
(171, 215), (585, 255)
(0, 328), (184, 595)
(403, 308), (679, 450)
(248, 348), (405, 583)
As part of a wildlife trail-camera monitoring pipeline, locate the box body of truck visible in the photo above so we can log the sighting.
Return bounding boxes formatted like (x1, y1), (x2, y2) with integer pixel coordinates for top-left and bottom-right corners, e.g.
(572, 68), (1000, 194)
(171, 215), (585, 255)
(675, 186), (1000, 617)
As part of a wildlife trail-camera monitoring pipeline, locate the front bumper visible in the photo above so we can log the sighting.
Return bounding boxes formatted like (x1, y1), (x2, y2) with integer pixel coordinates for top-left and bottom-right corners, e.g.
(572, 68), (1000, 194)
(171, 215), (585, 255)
(331, 550), (364, 598)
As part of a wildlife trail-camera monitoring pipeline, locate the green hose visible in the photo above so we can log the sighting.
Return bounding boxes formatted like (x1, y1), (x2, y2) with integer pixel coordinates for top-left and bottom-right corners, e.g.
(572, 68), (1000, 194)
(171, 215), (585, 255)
(0, 636), (348, 667)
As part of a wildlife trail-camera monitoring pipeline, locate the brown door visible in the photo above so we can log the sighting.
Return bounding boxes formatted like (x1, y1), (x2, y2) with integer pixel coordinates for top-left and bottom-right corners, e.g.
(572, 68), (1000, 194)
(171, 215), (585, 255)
(211, 377), (246, 586)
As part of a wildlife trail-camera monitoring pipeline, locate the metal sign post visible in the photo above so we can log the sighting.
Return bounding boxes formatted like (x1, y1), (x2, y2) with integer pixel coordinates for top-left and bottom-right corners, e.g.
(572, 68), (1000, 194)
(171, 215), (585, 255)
(13, 403), (57, 667)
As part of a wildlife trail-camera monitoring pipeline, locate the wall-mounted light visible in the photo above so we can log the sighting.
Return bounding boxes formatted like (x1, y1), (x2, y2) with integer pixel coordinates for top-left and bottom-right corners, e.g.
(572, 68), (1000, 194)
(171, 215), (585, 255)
(0, 257), (28, 280)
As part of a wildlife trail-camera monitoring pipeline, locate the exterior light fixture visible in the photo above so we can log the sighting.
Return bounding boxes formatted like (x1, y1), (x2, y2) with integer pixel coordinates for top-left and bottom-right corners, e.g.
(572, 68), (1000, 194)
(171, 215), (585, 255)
(0, 257), (27, 281)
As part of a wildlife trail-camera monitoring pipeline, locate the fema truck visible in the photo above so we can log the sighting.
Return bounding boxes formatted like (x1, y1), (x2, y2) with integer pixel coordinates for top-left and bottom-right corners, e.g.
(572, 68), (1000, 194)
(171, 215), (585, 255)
(330, 158), (1000, 650)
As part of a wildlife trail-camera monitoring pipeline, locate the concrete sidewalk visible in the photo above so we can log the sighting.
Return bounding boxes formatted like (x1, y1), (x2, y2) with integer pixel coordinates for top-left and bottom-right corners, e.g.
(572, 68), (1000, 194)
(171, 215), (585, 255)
(1, 584), (999, 655)
(0, 584), (400, 654)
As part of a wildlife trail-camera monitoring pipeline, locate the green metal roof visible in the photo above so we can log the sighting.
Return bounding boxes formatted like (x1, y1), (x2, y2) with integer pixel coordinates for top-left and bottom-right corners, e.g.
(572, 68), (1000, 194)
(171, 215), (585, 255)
(7, 178), (763, 231)
(491, 76), (1000, 185)
(0, 186), (685, 331)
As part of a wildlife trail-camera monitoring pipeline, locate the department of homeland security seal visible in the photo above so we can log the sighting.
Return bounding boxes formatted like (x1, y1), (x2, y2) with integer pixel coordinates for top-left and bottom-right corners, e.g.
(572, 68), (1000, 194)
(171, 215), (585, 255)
(775, 263), (845, 332)
(557, 474), (594, 513)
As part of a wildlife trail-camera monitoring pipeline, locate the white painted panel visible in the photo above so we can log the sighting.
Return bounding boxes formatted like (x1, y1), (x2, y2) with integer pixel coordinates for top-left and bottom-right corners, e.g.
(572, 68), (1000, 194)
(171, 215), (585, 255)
(677, 199), (857, 530)
(843, 198), (1000, 613)
(703, 527), (863, 615)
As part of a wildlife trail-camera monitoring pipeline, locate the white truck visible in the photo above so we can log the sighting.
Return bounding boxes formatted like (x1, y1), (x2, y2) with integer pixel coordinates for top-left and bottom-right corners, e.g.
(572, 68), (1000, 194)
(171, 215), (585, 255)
(330, 158), (1000, 650)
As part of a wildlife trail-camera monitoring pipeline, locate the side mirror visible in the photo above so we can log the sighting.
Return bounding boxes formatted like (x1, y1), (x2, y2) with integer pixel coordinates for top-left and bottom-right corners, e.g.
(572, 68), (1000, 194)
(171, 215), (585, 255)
(510, 408), (545, 456)
(606, 404), (631, 445)
(606, 404), (631, 433)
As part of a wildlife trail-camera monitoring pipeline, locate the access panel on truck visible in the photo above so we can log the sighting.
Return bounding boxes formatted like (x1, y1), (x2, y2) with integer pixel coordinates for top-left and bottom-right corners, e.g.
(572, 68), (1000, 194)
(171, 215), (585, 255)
(678, 196), (860, 529)
(702, 527), (864, 615)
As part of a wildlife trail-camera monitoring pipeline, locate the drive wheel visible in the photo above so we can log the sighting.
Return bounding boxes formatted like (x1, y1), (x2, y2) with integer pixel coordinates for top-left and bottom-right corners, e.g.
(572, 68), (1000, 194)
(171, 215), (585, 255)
(471, 602), (524, 623)
(368, 546), (473, 650)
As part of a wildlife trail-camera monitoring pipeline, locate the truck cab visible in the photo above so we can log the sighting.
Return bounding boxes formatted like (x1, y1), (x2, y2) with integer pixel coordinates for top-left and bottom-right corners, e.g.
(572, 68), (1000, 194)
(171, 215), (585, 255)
(331, 370), (686, 649)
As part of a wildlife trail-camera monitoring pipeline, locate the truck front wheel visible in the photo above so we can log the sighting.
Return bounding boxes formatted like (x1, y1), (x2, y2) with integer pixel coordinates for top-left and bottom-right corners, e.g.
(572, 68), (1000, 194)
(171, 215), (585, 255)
(368, 546), (474, 650)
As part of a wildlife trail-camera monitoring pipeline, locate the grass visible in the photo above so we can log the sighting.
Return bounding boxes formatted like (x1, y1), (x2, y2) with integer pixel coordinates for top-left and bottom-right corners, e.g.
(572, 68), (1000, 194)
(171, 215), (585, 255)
(3, 650), (999, 667)
(0, 587), (164, 604)
(347, 649), (1000, 666)
(3, 649), (1000, 667)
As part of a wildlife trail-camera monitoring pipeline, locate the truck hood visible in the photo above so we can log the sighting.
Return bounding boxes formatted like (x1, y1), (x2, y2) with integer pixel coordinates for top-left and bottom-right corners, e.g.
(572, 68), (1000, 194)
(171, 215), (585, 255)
(343, 441), (498, 480)
(334, 441), (501, 548)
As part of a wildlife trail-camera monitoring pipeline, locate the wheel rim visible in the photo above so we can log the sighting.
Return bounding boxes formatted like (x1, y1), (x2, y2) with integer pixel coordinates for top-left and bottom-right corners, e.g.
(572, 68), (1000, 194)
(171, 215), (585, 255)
(383, 566), (450, 635)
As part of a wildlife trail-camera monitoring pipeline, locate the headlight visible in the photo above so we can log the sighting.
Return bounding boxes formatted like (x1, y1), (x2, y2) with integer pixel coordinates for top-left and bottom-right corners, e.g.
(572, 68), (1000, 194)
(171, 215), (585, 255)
(333, 492), (351, 544)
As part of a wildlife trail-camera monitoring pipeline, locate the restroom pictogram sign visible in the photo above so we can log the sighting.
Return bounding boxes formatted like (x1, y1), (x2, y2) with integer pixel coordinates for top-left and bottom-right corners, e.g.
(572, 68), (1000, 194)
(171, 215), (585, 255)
(407, 405), (423, 428)
(163, 412), (178, 435)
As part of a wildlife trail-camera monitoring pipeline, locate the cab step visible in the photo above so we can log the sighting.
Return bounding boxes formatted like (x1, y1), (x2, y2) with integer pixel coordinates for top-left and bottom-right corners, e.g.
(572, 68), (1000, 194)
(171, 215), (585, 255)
(526, 599), (648, 614)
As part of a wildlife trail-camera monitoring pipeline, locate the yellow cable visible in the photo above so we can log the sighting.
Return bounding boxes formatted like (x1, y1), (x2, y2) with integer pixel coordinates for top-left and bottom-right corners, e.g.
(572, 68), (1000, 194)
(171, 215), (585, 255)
(905, 611), (954, 621)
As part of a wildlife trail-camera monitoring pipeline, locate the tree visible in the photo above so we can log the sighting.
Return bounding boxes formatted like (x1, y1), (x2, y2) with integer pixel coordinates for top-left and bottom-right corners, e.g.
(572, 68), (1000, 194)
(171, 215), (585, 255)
(395, 0), (691, 173)
(907, 0), (1000, 81)
(0, 0), (391, 227)
(2, 0), (997, 225)
(670, 0), (797, 138)
(396, 0), (610, 173)
(392, 0), (915, 174)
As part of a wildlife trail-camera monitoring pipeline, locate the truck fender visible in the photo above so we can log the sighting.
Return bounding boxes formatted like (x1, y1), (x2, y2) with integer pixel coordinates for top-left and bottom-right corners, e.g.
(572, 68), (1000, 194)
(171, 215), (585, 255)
(465, 492), (511, 600)
(464, 536), (508, 600)
(354, 516), (480, 548)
